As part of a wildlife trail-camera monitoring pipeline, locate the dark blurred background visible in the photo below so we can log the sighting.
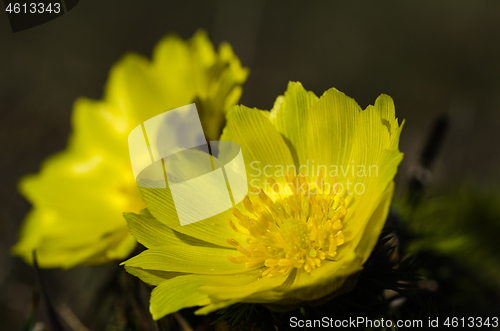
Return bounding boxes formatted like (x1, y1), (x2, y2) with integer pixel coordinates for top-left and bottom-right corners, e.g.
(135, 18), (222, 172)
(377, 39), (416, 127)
(1, 1), (500, 329)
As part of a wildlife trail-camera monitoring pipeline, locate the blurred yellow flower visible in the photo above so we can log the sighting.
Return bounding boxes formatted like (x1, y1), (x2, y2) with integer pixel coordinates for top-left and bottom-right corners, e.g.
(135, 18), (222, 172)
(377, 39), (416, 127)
(123, 82), (404, 319)
(13, 31), (248, 268)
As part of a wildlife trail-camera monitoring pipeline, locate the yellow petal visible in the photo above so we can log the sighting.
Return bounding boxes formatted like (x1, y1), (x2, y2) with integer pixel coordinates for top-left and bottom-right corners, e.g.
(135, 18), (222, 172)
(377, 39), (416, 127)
(353, 182), (395, 262)
(340, 95), (403, 241)
(150, 271), (261, 319)
(125, 208), (225, 249)
(305, 88), (361, 180)
(221, 105), (295, 188)
(150, 276), (211, 320)
(124, 266), (185, 286)
(123, 246), (251, 274)
(13, 209), (135, 268)
(139, 186), (248, 248)
(106, 53), (187, 127)
(267, 81), (319, 168)
(199, 273), (287, 303)
(70, 98), (129, 156)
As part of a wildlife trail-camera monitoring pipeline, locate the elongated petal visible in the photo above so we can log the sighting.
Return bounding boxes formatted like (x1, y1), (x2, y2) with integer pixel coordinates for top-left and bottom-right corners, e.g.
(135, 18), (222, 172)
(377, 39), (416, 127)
(124, 266), (185, 286)
(353, 182), (395, 262)
(150, 271), (261, 320)
(305, 88), (361, 180)
(139, 186), (248, 248)
(125, 208), (225, 249)
(123, 246), (251, 274)
(125, 209), (181, 248)
(150, 276), (211, 320)
(340, 95), (403, 241)
(221, 105), (295, 188)
(267, 81), (319, 168)
(194, 300), (240, 315)
(199, 273), (287, 303)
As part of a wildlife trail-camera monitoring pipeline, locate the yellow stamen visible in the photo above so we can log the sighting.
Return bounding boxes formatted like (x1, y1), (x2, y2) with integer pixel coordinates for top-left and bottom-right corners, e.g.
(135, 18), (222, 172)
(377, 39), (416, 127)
(226, 238), (239, 247)
(228, 219), (241, 233)
(237, 245), (251, 256)
(227, 255), (247, 264)
(227, 174), (348, 277)
(242, 196), (255, 214)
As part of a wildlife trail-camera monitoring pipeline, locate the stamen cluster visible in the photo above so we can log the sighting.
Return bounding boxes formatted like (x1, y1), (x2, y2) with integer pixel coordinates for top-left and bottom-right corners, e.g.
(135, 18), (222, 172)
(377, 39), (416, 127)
(227, 173), (347, 277)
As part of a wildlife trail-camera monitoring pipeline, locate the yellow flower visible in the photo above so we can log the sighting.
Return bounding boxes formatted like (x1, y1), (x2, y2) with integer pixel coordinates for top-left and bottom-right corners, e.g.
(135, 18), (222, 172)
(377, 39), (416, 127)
(123, 82), (404, 319)
(13, 31), (248, 268)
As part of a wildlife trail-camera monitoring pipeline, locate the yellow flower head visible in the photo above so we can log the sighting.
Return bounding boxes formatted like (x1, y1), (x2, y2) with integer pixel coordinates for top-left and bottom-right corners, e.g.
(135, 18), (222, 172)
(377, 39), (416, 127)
(124, 82), (404, 319)
(13, 31), (248, 268)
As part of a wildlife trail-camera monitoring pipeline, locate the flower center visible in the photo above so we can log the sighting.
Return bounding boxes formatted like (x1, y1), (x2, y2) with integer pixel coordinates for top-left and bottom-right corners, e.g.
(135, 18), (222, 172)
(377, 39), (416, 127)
(227, 173), (347, 277)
